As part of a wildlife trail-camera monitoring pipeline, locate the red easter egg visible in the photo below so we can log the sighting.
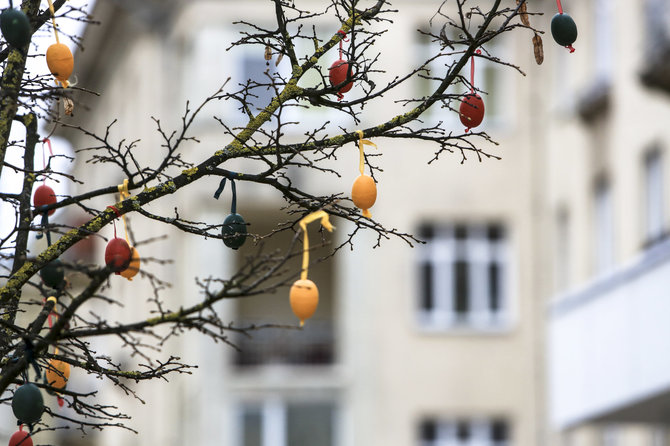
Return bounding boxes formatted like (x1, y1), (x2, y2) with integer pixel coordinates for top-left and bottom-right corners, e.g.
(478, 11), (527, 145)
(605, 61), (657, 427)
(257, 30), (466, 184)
(33, 184), (56, 215)
(459, 93), (485, 129)
(9, 429), (33, 446)
(104, 238), (132, 274)
(329, 59), (354, 96)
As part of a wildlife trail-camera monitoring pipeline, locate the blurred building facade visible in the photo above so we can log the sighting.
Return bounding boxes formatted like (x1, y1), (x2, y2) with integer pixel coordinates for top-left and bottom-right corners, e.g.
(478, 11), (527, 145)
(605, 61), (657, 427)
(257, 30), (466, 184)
(545, 0), (670, 445)
(49, 0), (670, 445)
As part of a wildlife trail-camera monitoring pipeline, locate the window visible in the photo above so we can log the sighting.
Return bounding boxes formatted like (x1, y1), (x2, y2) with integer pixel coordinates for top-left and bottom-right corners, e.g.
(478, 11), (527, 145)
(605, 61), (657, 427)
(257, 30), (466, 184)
(419, 418), (510, 446)
(417, 223), (509, 330)
(593, 177), (614, 274)
(645, 0), (670, 52)
(234, 210), (335, 367)
(237, 400), (337, 446)
(414, 27), (511, 130)
(593, 0), (614, 83)
(644, 149), (665, 245)
(554, 208), (570, 292)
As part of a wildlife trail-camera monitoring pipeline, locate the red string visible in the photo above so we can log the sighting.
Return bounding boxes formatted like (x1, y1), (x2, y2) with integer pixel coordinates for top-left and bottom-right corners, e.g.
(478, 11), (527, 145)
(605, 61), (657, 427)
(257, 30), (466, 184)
(470, 49), (481, 93)
(107, 206), (121, 238)
(556, 0), (563, 14)
(57, 396), (64, 407)
(567, 44), (575, 53)
(40, 138), (54, 185)
(337, 30), (347, 60)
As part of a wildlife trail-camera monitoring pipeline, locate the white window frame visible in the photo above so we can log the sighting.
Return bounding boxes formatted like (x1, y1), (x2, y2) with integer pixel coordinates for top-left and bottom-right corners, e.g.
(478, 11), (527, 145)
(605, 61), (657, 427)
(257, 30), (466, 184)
(235, 398), (339, 446)
(593, 0), (614, 83)
(644, 149), (665, 244)
(419, 418), (510, 446)
(416, 223), (510, 332)
(593, 178), (615, 274)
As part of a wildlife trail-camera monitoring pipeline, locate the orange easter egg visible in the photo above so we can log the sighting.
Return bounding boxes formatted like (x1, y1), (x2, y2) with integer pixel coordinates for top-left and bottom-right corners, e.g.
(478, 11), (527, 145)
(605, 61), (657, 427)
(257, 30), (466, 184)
(351, 174), (377, 218)
(45, 358), (70, 390)
(46, 43), (73, 85)
(290, 279), (319, 326)
(120, 247), (141, 281)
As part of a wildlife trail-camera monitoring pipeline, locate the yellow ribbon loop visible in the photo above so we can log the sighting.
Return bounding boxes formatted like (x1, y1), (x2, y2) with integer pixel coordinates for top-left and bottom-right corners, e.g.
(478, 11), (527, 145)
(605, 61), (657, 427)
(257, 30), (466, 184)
(355, 130), (377, 175)
(47, 0), (60, 43)
(298, 211), (334, 281)
(117, 179), (131, 244)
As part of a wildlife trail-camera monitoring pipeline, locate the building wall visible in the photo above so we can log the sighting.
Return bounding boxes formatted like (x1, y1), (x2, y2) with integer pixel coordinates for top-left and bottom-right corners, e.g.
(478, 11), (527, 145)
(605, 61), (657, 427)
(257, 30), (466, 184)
(60, 1), (545, 446)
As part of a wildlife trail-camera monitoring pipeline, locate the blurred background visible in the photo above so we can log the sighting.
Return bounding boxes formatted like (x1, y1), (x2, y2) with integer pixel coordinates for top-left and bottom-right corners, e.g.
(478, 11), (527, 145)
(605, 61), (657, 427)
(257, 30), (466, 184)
(4, 0), (670, 445)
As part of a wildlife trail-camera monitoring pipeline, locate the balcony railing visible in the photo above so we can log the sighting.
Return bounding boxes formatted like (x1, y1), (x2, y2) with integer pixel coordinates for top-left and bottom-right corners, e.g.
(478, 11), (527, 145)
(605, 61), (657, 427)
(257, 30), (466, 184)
(233, 319), (335, 367)
(549, 238), (670, 428)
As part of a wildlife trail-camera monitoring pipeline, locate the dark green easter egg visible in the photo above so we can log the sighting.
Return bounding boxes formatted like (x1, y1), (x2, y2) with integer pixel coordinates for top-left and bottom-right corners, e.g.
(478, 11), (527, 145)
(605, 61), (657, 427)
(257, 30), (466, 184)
(12, 383), (44, 424)
(222, 213), (247, 250)
(0, 8), (31, 49)
(39, 259), (65, 289)
(551, 13), (577, 47)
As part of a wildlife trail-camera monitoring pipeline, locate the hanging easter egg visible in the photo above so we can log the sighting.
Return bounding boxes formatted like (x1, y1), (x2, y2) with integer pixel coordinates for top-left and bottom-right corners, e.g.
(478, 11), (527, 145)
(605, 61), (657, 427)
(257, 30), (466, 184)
(351, 174), (377, 218)
(222, 213), (247, 250)
(459, 93), (485, 130)
(329, 59), (354, 97)
(33, 184), (56, 215)
(551, 13), (577, 48)
(0, 8), (31, 49)
(12, 383), (44, 424)
(46, 43), (73, 85)
(45, 358), (70, 390)
(290, 279), (319, 326)
(120, 246), (141, 280)
(39, 258), (65, 289)
(104, 237), (132, 273)
(8, 429), (33, 446)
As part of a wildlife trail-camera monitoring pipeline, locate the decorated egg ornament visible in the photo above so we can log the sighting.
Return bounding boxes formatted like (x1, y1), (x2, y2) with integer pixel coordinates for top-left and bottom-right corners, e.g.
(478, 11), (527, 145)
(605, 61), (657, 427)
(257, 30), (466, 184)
(329, 30), (353, 101)
(33, 184), (56, 215)
(351, 175), (377, 217)
(459, 93), (485, 129)
(329, 59), (354, 99)
(45, 358), (70, 390)
(551, 0), (577, 52)
(222, 213), (247, 250)
(12, 383), (44, 424)
(39, 258), (65, 289)
(458, 49), (485, 132)
(8, 427), (33, 446)
(0, 8), (31, 48)
(120, 246), (141, 280)
(46, 43), (74, 86)
(291, 211), (334, 326)
(290, 279), (319, 326)
(105, 237), (132, 273)
(351, 130), (379, 218)
(214, 177), (248, 250)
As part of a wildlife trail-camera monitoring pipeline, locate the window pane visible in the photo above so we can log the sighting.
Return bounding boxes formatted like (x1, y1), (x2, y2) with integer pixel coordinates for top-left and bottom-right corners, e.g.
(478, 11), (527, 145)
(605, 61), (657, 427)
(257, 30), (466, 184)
(286, 403), (334, 446)
(491, 419), (509, 441)
(421, 262), (434, 311)
(456, 420), (470, 441)
(420, 419), (437, 441)
(645, 150), (664, 243)
(241, 408), (262, 446)
(488, 262), (500, 312)
(454, 260), (469, 316)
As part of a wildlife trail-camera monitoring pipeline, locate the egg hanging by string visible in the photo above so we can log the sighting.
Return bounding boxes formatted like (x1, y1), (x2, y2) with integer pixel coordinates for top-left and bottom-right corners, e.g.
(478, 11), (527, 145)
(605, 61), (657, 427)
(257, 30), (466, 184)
(290, 211), (334, 326)
(551, 0), (577, 52)
(45, 0), (73, 87)
(120, 246), (141, 280)
(214, 177), (248, 250)
(39, 258), (65, 289)
(351, 130), (378, 218)
(45, 358), (70, 390)
(8, 426), (33, 446)
(329, 30), (354, 101)
(33, 184), (57, 216)
(0, 7), (31, 49)
(458, 49), (485, 132)
(105, 237), (132, 274)
(12, 383), (44, 424)
(290, 279), (319, 326)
